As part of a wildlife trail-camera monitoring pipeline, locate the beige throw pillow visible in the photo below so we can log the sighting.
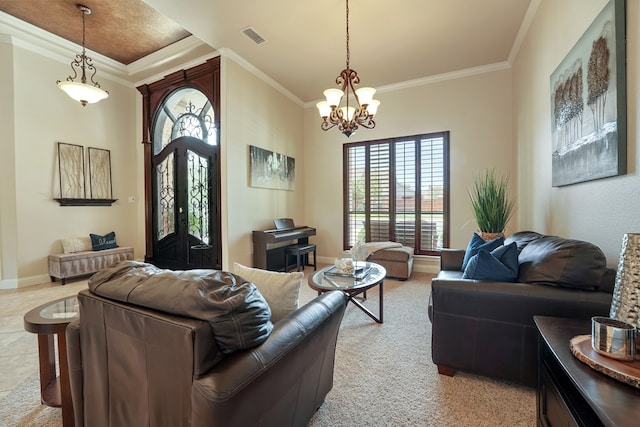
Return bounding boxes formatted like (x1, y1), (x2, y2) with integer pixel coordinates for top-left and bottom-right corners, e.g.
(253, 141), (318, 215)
(233, 262), (303, 323)
(62, 237), (93, 254)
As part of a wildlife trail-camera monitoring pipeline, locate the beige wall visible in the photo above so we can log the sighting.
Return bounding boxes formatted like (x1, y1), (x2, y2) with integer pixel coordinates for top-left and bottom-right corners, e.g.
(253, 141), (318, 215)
(0, 36), (18, 286)
(0, 42), (142, 288)
(513, 0), (639, 265)
(303, 68), (517, 263)
(221, 56), (305, 269)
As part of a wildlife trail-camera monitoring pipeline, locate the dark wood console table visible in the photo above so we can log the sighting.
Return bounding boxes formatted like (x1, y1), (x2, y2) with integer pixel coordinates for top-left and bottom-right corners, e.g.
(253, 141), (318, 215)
(535, 316), (640, 427)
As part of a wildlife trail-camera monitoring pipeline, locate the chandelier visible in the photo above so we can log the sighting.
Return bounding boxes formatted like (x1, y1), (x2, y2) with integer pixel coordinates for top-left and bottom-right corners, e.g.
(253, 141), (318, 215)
(57, 4), (109, 106)
(316, 0), (380, 137)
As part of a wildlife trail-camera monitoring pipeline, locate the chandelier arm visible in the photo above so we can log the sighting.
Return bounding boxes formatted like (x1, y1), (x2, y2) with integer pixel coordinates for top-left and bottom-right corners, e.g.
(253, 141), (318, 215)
(320, 120), (337, 131)
(85, 57), (102, 88)
(358, 118), (376, 129)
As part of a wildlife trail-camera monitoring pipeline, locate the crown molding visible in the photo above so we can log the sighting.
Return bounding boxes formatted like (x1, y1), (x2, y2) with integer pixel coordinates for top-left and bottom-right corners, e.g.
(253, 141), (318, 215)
(303, 61), (512, 109)
(508, 0), (541, 64)
(0, 11), (218, 88)
(220, 48), (304, 107)
(0, 10), (130, 85)
(127, 35), (209, 76)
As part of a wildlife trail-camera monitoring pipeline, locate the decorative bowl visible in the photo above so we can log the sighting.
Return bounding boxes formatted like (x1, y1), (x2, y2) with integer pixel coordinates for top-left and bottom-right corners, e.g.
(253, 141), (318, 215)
(591, 316), (636, 361)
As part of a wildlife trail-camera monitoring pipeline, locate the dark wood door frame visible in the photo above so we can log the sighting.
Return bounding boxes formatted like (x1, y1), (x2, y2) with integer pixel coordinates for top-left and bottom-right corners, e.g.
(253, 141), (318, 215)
(136, 57), (221, 269)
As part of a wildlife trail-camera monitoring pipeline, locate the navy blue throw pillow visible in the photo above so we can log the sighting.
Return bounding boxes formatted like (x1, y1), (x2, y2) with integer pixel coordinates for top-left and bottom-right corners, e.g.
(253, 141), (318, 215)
(90, 231), (118, 251)
(461, 233), (505, 271)
(462, 242), (518, 282)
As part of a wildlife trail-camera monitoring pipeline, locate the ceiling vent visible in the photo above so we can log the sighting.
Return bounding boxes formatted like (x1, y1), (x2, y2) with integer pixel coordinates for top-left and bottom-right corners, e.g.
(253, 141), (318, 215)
(242, 27), (266, 45)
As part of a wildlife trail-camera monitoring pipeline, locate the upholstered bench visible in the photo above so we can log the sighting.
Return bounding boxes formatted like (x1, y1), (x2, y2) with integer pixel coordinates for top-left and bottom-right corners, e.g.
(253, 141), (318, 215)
(49, 247), (134, 285)
(367, 245), (414, 280)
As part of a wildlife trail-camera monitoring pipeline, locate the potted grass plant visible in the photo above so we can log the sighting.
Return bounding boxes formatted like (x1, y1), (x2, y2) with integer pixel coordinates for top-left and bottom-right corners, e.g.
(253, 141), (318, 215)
(468, 169), (516, 241)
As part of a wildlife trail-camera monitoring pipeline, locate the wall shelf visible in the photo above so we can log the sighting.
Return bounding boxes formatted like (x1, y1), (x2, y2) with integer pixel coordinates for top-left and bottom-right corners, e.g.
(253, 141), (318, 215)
(54, 198), (118, 206)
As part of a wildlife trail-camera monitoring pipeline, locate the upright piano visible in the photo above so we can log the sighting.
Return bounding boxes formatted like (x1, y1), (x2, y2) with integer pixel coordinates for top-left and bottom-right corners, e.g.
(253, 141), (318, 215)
(252, 224), (316, 271)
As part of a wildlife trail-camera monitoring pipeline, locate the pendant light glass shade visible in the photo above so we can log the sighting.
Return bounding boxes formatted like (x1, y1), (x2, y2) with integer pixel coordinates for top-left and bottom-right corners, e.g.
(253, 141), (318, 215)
(58, 81), (109, 106)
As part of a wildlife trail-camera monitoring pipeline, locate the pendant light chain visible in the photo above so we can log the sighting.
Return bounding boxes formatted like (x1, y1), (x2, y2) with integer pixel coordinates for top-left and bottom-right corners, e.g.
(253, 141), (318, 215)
(81, 9), (87, 83)
(345, 0), (350, 69)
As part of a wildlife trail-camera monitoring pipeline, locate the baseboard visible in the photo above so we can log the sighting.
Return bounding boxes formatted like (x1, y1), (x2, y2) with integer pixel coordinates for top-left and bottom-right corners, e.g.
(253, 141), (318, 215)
(0, 273), (52, 290)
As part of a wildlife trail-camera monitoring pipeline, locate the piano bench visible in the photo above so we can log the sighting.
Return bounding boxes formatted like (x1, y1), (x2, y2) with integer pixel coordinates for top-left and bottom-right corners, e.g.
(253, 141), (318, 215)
(284, 244), (317, 272)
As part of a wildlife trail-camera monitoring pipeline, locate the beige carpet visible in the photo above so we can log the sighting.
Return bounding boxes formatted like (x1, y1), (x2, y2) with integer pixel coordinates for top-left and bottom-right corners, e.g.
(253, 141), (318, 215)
(0, 272), (535, 426)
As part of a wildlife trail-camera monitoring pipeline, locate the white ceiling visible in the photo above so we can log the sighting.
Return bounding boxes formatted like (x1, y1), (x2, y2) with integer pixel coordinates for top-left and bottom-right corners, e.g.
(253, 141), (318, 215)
(143, 0), (534, 104)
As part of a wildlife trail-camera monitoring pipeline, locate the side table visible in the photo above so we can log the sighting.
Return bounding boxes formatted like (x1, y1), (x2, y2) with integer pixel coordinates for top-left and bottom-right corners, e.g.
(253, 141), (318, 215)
(24, 296), (79, 427)
(535, 316), (640, 427)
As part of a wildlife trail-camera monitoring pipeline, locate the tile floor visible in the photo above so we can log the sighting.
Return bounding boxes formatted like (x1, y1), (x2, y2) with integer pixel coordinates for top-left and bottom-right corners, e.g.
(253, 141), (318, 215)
(0, 279), (88, 400)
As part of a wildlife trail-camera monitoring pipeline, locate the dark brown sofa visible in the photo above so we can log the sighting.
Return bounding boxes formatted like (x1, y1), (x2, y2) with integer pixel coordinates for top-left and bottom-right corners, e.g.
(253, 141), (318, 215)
(66, 264), (348, 427)
(429, 231), (614, 386)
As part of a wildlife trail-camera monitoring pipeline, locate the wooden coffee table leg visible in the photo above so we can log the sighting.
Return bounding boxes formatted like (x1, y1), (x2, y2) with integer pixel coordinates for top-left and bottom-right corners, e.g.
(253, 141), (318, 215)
(37, 334), (56, 402)
(57, 333), (75, 427)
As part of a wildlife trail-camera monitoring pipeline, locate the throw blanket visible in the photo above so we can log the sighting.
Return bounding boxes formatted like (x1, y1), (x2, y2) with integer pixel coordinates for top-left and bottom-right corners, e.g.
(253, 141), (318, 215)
(88, 261), (273, 354)
(351, 241), (403, 260)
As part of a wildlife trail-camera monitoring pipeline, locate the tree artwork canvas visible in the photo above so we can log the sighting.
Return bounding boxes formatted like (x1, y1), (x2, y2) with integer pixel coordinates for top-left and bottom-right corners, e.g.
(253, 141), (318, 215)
(550, 0), (626, 187)
(88, 147), (113, 199)
(57, 142), (85, 198)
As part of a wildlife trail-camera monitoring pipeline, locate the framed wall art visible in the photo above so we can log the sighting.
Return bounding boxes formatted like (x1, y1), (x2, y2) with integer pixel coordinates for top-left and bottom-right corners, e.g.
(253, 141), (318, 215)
(550, 0), (626, 187)
(88, 147), (113, 199)
(57, 142), (85, 198)
(249, 145), (295, 191)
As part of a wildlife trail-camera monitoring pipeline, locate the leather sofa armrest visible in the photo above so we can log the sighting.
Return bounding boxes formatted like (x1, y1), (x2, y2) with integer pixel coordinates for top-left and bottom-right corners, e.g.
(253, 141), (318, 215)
(440, 249), (465, 271)
(191, 291), (348, 424)
(66, 318), (84, 427)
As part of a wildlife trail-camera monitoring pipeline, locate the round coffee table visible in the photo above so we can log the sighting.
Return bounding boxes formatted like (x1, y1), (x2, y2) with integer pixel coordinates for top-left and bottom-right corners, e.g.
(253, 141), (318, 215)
(309, 261), (386, 323)
(24, 295), (79, 427)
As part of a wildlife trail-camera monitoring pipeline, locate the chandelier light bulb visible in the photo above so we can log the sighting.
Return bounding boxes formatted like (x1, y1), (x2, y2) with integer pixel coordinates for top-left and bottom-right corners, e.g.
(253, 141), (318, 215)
(316, 101), (332, 118)
(355, 87), (376, 106)
(367, 99), (380, 116)
(324, 88), (344, 107)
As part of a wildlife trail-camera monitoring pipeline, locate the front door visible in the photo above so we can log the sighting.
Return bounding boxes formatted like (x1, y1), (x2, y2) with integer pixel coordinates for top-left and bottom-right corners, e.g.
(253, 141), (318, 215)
(151, 88), (218, 269)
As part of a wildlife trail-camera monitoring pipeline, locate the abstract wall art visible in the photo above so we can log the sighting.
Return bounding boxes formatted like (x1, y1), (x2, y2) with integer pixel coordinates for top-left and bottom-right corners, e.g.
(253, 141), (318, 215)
(550, 0), (626, 187)
(249, 145), (295, 191)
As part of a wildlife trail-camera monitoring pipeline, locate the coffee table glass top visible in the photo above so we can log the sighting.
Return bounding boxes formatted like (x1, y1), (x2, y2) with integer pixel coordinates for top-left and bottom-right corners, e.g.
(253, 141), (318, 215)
(40, 296), (79, 320)
(311, 261), (386, 291)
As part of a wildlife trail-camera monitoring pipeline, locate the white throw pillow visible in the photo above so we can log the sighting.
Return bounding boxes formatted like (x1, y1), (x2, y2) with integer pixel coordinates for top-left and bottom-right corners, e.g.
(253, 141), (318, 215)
(233, 262), (303, 323)
(62, 237), (93, 254)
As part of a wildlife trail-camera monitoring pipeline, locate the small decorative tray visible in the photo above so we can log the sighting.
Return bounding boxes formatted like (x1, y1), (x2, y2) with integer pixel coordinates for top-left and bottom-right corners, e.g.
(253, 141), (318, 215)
(570, 334), (640, 389)
(324, 265), (371, 280)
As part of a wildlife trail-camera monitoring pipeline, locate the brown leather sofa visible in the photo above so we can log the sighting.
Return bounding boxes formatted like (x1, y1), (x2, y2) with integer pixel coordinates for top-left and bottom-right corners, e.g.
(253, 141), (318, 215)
(429, 231), (614, 386)
(66, 264), (348, 427)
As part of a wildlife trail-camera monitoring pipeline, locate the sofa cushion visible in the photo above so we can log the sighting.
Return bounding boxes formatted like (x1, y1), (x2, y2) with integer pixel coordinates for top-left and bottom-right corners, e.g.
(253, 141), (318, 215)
(517, 236), (607, 290)
(89, 261), (273, 354)
(234, 262), (302, 323)
(505, 231), (545, 253)
(462, 233), (504, 271)
(90, 231), (118, 251)
(463, 242), (518, 282)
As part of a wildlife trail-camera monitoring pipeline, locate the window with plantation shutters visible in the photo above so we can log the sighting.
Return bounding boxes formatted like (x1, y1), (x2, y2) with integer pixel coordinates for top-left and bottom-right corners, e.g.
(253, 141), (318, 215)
(343, 132), (449, 255)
